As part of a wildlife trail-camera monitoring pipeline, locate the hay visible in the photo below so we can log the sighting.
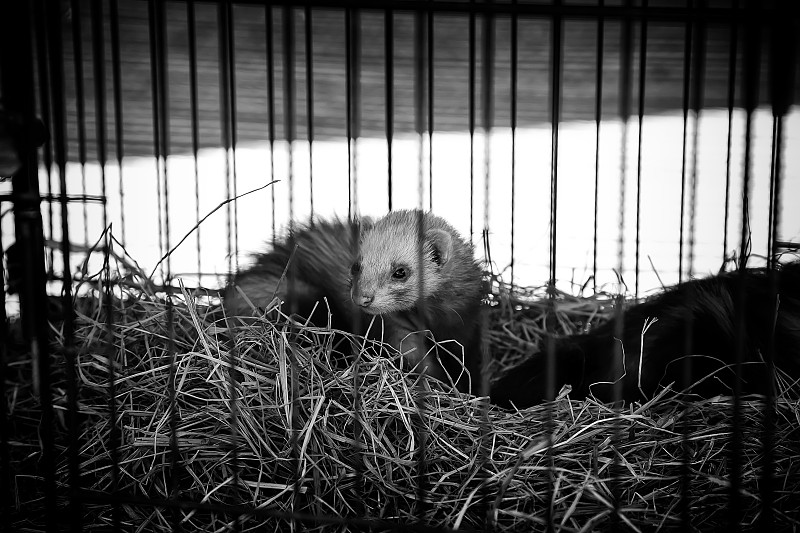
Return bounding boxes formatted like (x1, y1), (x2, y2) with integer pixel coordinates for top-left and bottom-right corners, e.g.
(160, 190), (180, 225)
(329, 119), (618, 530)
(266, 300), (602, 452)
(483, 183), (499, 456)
(6, 278), (800, 532)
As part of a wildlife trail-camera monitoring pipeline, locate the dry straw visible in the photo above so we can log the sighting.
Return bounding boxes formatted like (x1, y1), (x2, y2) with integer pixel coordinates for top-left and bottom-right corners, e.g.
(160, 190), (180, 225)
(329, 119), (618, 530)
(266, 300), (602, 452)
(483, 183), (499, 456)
(8, 271), (800, 532)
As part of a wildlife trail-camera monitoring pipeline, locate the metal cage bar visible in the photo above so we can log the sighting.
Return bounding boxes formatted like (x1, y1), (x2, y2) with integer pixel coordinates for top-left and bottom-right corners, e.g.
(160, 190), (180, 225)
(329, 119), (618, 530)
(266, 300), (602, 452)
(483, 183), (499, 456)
(592, 0), (605, 295)
(266, 5), (277, 245)
(91, 0), (122, 530)
(1, 1), (58, 530)
(33, 1), (56, 281)
(343, 5), (369, 522)
(0, 222), (9, 529)
(219, 3), (246, 530)
(609, 0), (637, 527)
(187, 0), (203, 279)
(468, 0), (476, 245)
(760, 1), (796, 527)
(147, 2), (182, 531)
(69, 0), (91, 248)
(729, 1), (762, 528)
(305, 5), (316, 222)
(385, 8), (394, 211)
(412, 8), (431, 523)
(633, 0), (647, 299)
(509, 1), (518, 288)
(109, 0), (127, 247)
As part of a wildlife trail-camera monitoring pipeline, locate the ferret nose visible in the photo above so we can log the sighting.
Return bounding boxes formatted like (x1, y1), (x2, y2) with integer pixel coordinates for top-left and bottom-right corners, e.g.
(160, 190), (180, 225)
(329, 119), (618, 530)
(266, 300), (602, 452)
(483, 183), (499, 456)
(356, 293), (374, 308)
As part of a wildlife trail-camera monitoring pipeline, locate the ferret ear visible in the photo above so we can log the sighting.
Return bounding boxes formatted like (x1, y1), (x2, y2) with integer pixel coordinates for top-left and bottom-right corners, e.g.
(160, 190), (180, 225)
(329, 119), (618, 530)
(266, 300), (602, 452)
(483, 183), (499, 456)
(356, 216), (375, 236)
(424, 228), (452, 267)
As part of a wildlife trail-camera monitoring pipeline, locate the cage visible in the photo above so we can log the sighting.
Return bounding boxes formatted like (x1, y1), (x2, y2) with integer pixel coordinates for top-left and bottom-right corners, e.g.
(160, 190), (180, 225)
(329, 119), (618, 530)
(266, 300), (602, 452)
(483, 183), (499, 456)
(1, 0), (799, 531)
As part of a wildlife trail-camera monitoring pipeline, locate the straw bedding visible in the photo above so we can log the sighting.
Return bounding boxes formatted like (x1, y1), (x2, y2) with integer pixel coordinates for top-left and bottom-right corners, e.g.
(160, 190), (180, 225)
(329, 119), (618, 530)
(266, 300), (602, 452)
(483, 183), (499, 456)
(6, 277), (800, 532)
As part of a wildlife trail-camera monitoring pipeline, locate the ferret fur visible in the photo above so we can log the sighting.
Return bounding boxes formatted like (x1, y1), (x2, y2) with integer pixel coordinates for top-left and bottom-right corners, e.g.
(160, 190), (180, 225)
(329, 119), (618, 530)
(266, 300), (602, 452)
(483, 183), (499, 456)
(491, 262), (800, 408)
(224, 210), (485, 393)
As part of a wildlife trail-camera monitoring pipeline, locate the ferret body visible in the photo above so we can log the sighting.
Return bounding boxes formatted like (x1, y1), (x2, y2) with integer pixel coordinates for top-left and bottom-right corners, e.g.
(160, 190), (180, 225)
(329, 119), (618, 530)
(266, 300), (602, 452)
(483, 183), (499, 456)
(491, 262), (800, 408)
(224, 210), (485, 393)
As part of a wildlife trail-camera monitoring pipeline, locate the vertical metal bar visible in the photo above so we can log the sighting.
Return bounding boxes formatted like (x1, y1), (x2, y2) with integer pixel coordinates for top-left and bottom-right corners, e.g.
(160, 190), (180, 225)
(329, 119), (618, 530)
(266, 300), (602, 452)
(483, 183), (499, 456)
(91, 0), (109, 300)
(91, 0), (108, 212)
(760, 113), (780, 533)
(284, 5), (296, 202)
(481, 4), (493, 243)
(766, 0), (795, 261)
(346, 8), (351, 219)
(633, 1), (647, 299)
(0, 1), (56, 530)
(284, 5), (297, 185)
(266, 6), (277, 244)
(109, 0), (126, 247)
(344, 6), (366, 520)
(479, 6), (495, 528)
(305, 6), (315, 222)
(678, 7), (693, 284)
(612, 1), (635, 529)
(0, 229), (9, 528)
(284, 0), (299, 521)
(680, 2), (705, 529)
(413, 7), (430, 525)
(509, 0), (517, 287)
(592, 0), (604, 294)
(69, 0), (90, 247)
(427, 3), (434, 210)
(722, 0), (739, 263)
(147, 0), (170, 387)
(91, 1), (120, 531)
(468, 0), (476, 245)
(385, 8), (394, 211)
(766, 129), (779, 266)
(415, 9), (426, 196)
(618, 13), (634, 323)
(480, 4), (494, 376)
(219, 2), (242, 530)
(43, 0), (76, 524)
(283, 5), (303, 530)
(346, 8), (361, 219)
(148, 2), (180, 530)
(100, 235), (121, 532)
(731, 2), (761, 531)
(187, 0), (202, 279)
(413, 226), (430, 527)
(33, 0), (55, 278)
(145, 5), (165, 270)
(762, 1), (794, 527)
(221, 1), (239, 273)
(549, 12), (562, 295)
(545, 3), (563, 532)
(105, 8), (130, 521)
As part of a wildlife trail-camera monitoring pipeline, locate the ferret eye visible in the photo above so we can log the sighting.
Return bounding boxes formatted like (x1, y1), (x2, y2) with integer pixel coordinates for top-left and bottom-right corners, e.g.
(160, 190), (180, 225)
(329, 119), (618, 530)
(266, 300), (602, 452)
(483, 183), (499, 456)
(392, 268), (407, 280)
(350, 262), (361, 275)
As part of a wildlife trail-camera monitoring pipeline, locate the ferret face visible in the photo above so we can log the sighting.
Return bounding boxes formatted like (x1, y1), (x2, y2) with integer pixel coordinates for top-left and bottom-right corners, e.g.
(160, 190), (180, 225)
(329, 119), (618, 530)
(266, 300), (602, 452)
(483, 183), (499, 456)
(349, 257), (423, 315)
(348, 216), (448, 315)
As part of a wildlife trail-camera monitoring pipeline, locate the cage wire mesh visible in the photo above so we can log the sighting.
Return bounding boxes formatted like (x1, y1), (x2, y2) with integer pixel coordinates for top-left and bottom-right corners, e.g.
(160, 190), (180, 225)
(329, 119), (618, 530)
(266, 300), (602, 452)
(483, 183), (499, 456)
(2, 0), (800, 531)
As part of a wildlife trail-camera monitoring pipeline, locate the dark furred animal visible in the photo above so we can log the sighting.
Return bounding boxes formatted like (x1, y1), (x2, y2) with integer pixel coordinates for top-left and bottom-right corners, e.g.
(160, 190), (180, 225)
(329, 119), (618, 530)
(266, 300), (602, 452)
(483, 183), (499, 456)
(491, 262), (800, 408)
(224, 210), (485, 393)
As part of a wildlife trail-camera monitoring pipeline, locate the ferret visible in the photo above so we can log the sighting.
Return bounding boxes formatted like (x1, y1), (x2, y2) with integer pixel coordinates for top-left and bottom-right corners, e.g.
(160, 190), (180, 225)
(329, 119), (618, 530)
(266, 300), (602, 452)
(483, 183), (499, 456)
(491, 262), (800, 408)
(224, 210), (485, 394)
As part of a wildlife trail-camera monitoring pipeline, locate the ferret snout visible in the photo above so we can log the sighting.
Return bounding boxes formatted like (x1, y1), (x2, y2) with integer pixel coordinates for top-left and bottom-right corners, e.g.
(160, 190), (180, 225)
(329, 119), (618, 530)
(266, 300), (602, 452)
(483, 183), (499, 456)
(350, 282), (375, 308)
(354, 292), (374, 308)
